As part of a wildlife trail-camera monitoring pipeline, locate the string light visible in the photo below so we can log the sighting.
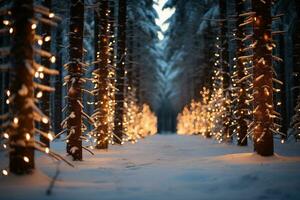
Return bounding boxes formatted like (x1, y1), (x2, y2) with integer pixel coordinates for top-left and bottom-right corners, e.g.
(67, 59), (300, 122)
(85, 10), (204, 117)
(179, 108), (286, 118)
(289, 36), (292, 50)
(50, 56), (56, 63)
(49, 13), (55, 18)
(2, 170), (8, 176)
(3, 133), (9, 139)
(31, 24), (37, 30)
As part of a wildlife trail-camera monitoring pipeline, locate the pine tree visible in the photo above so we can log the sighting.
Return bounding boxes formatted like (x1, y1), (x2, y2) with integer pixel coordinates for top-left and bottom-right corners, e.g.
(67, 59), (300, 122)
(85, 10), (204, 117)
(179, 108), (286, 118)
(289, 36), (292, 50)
(219, 0), (232, 142)
(9, 0), (35, 174)
(114, 0), (127, 144)
(235, 0), (248, 146)
(291, 95), (300, 140)
(93, 0), (110, 149)
(66, 0), (85, 160)
(7, 0), (59, 174)
(39, 0), (52, 147)
(53, 22), (63, 135)
(252, 0), (274, 156)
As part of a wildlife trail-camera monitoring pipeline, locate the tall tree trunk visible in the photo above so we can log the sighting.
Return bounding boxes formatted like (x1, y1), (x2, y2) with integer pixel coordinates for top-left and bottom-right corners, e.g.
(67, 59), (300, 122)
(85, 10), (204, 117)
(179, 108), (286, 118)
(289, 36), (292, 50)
(40, 0), (52, 147)
(252, 0), (274, 156)
(67, 0), (84, 160)
(278, 21), (287, 138)
(127, 20), (134, 96)
(135, 41), (141, 105)
(54, 24), (63, 135)
(9, 0), (35, 174)
(113, 0), (127, 144)
(0, 3), (10, 129)
(293, 4), (300, 127)
(235, 0), (247, 146)
(95, 0), (110, 149)
(219, 0), (231, 141)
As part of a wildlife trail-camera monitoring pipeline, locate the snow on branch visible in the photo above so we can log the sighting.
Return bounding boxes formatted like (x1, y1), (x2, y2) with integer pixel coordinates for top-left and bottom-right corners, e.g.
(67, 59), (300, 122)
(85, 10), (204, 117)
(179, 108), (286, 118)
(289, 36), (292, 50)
(24, 98), (48, 123)
(34, 5), (61, 21)
(34, 48), (52, 58)
(36, 16), (58, 27)
(239, 12), (256, 17)
(272, 55), (283, 62)
(81, 111), (95, 124)
(34, 62), (59, 75)
(272, 78), (283, 85)
(33, 82), (55, 92)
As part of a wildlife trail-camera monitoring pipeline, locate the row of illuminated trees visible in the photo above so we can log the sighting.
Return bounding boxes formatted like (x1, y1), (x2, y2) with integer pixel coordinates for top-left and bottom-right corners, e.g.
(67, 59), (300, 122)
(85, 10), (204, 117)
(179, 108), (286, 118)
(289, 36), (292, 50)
(177, 0), (300, 156)
(0, 0), (158, 175)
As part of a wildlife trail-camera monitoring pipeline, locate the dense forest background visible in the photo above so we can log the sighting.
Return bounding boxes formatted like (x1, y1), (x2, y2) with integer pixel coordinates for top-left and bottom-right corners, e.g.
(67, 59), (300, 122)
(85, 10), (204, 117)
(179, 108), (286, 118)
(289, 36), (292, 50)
(1, 0), (300, 134)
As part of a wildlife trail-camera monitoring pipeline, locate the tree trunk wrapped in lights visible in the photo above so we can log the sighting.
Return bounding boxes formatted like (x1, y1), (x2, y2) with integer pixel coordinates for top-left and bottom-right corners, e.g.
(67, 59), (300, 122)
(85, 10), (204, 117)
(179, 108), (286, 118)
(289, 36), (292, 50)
(0, 1), (10, 130)
(113, 0), (127, 144)
(93, 0), (110, 149)
(4, 0), (61, 174)
(252, 0), (274, 156)
(219, 0), (232, 142)
(66, 0), (84, 160)
(235, 0), (248, 146)
(292, 3), (300, 140)
(9, 0), (35, 174)
(39, 0), (52, 147)
(54, 23), (63, 135)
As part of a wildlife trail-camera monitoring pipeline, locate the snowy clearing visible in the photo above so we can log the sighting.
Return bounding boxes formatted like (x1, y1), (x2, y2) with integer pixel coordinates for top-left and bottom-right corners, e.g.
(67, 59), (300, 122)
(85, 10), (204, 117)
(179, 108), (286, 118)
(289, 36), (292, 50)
(1, 134), (300, 200)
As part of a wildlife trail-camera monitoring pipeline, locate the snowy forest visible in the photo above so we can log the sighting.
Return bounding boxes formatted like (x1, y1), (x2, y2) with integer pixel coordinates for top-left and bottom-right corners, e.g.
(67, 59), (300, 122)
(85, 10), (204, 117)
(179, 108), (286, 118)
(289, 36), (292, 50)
(0, 0), (300, 199)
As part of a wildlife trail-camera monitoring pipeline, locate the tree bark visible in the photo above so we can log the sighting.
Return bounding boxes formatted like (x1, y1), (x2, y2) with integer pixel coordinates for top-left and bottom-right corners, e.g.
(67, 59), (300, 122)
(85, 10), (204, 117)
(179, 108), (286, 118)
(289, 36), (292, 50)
(113, 0), (127, 144)
(66, 0), (84, 160)
(278, 21), (287, 138)
(54, 24), (63, 135)
(252, 0), (274, 156)
(292, 4), (300, 126)
(235, 0), (247, 146)
(9, 0), (35, 174)
(219, 0), (232, 141)
(0, 3), (10, 130)
(95, 0), (110, 149)
(40, 0), (52, 147)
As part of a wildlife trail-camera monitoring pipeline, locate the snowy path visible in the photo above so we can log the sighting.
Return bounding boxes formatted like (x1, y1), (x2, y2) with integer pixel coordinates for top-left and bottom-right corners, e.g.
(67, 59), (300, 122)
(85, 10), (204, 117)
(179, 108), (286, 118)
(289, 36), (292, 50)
(1, 134), (300, 200)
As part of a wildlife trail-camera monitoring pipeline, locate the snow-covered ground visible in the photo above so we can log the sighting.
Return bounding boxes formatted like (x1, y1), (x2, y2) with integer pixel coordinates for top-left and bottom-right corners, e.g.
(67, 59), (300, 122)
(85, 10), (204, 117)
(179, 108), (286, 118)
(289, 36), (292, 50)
(1, 134), (300, 200)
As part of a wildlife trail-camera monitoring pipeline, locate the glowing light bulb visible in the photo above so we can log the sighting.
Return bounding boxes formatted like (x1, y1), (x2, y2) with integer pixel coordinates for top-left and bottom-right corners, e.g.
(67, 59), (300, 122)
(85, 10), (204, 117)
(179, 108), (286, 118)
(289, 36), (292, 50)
(39, 72), (44, 79)
(23, 156), (29, 163)
(13, 117), (19, 125)
(44, 36), (51, 42)
(47, 133), (53, 141)
(31, 24), (37, 30)
(38, 39), (43, 46)
(49, 13), (55, 18)
(50, 56), (56, 63)
(3, 20), (9, 25)
(36, 91), (43, 98)
(42, 117), (49, 124)
(25, 133), (31, 140)
(2, 169), (8, 176)
(3, 133), (9, 139)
